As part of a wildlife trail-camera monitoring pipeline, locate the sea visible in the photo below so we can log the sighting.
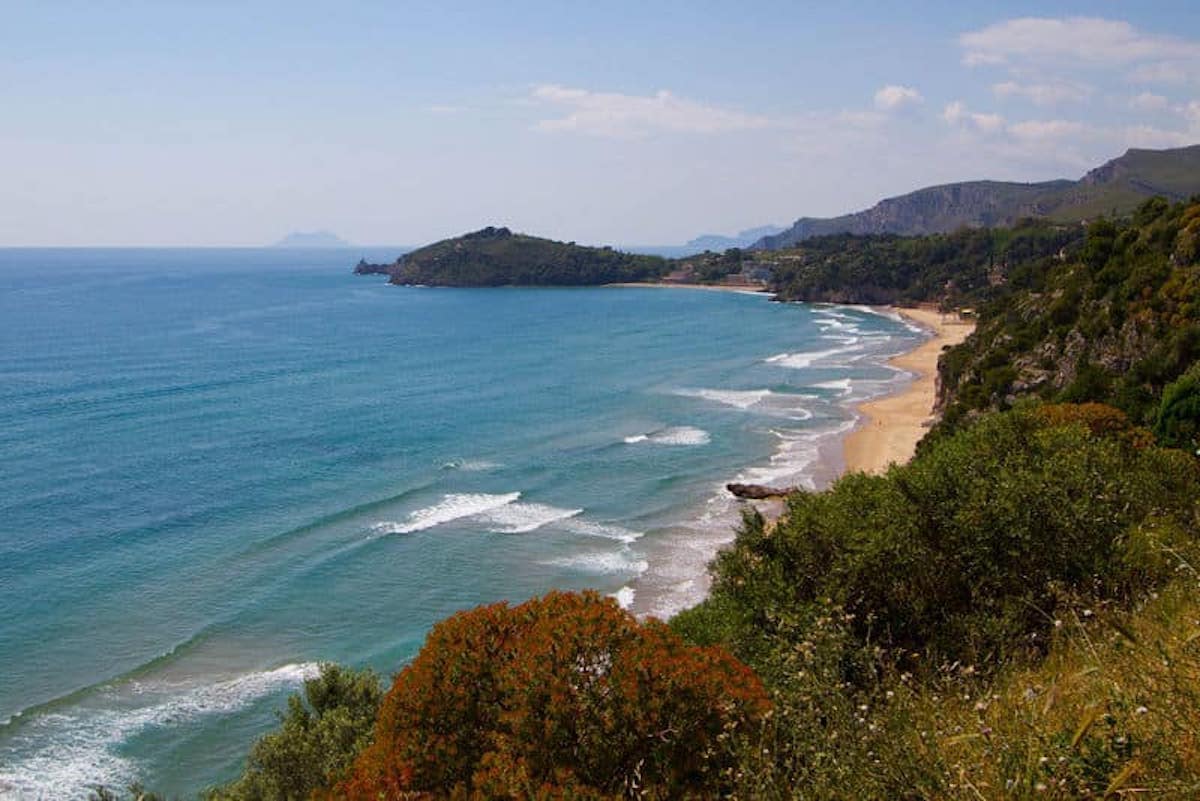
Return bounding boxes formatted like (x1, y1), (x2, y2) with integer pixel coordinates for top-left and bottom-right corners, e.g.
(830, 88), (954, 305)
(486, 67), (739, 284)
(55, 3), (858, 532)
(0, 248), (923, 798)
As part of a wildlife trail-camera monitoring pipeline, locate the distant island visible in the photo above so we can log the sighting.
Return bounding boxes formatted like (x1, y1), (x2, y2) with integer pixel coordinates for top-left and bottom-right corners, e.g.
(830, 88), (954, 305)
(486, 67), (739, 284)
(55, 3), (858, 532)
(273, 230), (352, 248)
(685, 224), (784, 252)
(354, 226), (670, 286)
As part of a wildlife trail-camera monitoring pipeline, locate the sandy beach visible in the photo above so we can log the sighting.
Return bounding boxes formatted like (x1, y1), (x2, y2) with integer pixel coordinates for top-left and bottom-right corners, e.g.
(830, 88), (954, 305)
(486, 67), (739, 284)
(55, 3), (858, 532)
(842, 307), (975, 474)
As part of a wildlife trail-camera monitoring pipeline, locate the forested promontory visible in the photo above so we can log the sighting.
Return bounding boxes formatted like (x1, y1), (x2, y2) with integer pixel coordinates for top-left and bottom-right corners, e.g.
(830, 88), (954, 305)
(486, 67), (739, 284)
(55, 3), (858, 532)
(354, 226), (670, 287)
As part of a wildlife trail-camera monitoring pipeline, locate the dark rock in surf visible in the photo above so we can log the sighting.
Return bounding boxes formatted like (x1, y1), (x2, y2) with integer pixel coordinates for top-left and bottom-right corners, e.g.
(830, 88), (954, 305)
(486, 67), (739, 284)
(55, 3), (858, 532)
(726, 483), (796, 500)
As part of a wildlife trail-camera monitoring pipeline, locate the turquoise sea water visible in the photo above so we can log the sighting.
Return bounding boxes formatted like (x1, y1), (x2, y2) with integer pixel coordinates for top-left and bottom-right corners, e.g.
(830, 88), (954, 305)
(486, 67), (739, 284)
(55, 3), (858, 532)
(0, 249), (922, 798)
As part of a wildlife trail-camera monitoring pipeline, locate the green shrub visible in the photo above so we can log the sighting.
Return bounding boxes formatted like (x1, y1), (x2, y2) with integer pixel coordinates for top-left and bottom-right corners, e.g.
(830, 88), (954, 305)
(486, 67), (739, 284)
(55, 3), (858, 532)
(206, 664), (383, 801)
(684, 405), (1199, 678)
(1154, 362), (1200, 453)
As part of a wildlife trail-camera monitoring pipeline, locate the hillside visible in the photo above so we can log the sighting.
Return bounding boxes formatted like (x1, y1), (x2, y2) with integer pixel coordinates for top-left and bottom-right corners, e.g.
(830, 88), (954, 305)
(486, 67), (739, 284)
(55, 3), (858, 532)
(756, 145), (1200, 249)
(758, 220), (1083, 305)
(354, 226), (669, 286)
(934, 197), (1200, 438)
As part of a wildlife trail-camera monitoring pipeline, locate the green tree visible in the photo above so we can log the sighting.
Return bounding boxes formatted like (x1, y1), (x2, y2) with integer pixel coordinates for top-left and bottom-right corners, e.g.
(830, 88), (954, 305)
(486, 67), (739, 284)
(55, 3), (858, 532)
(1154, 361), (1200, 452)
(207, 664), (382, 801)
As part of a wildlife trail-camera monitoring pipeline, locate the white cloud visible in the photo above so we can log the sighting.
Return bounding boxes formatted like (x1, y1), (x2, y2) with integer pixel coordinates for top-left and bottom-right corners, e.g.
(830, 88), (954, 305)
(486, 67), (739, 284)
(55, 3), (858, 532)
(941, 104), (1195, 170)
(960, 17), (1200, 69)
(1183, 101), (1200, 132)
(1119, 123), (1195, 149)
(835, 109), (888, 128)
(873, 84), (923, 111)
(1007, 119), (1088, 140)
(942, 101), (1005, 133)
(428, 105), (464, 114)
(992, 80), (1091, 106)
(1129, 92), (1170, 111)
(1127, 62), (1194, 85)
(530, 84), (770, 138)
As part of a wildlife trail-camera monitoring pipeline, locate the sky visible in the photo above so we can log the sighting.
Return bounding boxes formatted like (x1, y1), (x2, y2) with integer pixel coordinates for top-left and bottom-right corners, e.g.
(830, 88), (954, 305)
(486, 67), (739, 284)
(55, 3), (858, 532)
(3, 1), (1200, 246)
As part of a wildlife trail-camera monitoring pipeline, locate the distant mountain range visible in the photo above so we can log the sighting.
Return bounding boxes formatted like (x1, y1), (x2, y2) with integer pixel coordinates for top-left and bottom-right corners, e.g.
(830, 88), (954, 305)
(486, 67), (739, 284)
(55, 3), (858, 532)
(685, 225), (785, 252)
(273, 230), (352, 248)
(754, 144), (1200, 249)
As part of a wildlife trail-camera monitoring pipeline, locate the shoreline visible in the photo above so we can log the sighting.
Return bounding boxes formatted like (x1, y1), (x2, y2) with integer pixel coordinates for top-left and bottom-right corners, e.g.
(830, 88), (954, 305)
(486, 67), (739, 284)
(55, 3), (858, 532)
(604, 281), (771, 294)
(632, 302), (949, 618)
(841, 307), (975, 475)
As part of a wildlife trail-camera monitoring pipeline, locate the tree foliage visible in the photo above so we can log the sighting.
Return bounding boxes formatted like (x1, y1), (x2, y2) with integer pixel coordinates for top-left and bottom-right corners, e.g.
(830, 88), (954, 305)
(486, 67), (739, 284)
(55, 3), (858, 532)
(361, 227), (670, 287)
(207, 664), (383, 801)
(676, 404), (1199, 680)
(335, 591), (769, 800)
(936, 199), (1200, 433)
(672, 403), (1200, 798)
(1154, 361), (1200, 453)
(763, 221), (1081, 305)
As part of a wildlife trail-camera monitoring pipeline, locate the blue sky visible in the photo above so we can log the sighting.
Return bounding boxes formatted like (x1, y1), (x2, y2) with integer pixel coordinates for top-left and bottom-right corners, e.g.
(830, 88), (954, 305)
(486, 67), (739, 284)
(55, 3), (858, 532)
(3, 1), (1199, 246)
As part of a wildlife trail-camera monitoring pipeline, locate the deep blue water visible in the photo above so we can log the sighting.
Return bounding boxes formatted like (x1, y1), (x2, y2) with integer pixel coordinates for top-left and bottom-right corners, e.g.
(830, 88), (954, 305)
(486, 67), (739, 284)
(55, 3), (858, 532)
(0, 248), (921, 798)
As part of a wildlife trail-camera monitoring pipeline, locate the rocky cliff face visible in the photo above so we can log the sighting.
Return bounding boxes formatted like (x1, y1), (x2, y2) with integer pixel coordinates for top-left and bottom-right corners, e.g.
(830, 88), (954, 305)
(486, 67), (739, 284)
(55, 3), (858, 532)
(353, 259), (390, 276)
(757, 145), (1200, 250)
(758, 181), (1072, 250)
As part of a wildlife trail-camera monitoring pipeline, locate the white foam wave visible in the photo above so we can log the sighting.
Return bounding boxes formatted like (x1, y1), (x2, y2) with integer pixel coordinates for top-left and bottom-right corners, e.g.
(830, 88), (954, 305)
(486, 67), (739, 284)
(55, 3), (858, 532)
(625, 426), (711, 446)
(676, 388), (772, 409)
(813, 378), (853, 394)
(562, 519), (644, 544)
(373, 492), (521, 534)
(0, 664), (318, 800)
(440, 459), (500, 472)
(544, 550), (649, 576)
(813, 318), (859, 333)
(765, 348), (847, 369)
(610, 586), (636, 609)
(820, 333), (861, 344)
(479, 502), (582, 534)
(813, 308), (856, 320)
(845, 305), (927, 334)
(654, 426), (711, 445)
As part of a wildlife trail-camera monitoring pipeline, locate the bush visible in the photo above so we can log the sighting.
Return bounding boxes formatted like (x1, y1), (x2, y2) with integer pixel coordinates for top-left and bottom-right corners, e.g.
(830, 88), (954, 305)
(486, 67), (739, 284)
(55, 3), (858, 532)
(676, 404), (1200, 798)
(688, 405), (1199, 679)
(1155, 362), (1200, 453)
(207, 664), (383, 801)
(336, 591), (769, 800)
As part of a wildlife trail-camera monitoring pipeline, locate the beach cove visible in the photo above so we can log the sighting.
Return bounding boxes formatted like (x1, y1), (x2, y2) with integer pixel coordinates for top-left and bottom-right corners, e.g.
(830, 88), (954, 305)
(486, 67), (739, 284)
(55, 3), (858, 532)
(0, 252), (922, 797)
(843, 307), (976, 474)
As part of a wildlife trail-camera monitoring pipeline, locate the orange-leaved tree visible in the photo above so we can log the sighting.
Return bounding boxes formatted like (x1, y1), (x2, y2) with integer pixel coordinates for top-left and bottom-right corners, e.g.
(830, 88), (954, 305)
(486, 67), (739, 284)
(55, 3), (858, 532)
(334, 590), (769, 799)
